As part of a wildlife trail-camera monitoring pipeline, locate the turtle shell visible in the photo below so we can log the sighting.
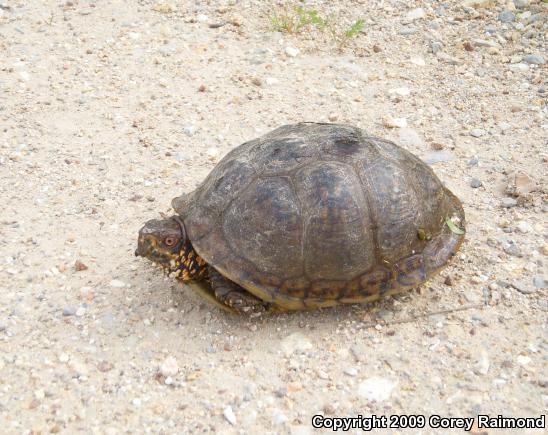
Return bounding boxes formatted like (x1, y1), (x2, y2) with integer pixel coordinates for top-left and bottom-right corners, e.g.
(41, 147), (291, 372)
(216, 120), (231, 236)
(173, 123), (465, 310)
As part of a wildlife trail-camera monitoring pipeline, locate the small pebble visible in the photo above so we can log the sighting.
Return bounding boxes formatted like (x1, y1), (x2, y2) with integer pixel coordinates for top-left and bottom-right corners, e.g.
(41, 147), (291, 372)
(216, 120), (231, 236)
(62, 307), (76, 316)
(423, 150), (454, 165)
(382, 116), (407, 128)
(430, 142), (444, 150)
(511, 281), (537, 294)
(513, 0), (529, 8)
(501, 198), (517, 208)
(517, 355), (531, 366)
(522, 55), (544, 65)
(109, 279), (126, 288)
(223, 406), (237, 425)
(389, 87), (411, 97)
(344, 367), (358, 377)
(323, 403), (336, 415)
(503, 243), (521, 257)
(467, 156), (479, 166)
(470, 128), (486, 138)
(358, 377), (397, 402)
(516, 221), (532, 233)
(431, 41), (443, 54)
(498, 10), (515, 23)
(159, 356), (179, 377)
(183, 125), (196, 136)
(285, 46), (299, 57)
(399, 28), (418, 36)
(470, 178), (483, 188)
(74, 260), (88, 271)
(473, 350), (490, 375)
(410, 56), (425, 66)
(405, 8), (426, 22)
(533, 277), (546, 289)
(97, 361), (113, 372)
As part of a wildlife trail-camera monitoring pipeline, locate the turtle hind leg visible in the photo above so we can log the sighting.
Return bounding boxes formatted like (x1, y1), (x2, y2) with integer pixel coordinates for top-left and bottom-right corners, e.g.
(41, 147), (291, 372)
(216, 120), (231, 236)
(208, 266), (268, 314)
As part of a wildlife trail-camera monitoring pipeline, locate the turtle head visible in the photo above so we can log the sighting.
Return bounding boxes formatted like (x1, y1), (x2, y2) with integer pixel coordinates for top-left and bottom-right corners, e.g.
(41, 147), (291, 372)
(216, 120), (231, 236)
(135, 216), (206, 281)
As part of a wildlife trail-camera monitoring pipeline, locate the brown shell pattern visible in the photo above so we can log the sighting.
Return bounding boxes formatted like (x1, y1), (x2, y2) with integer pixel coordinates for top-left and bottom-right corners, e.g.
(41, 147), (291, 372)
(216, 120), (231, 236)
(173, 123), (465, 310)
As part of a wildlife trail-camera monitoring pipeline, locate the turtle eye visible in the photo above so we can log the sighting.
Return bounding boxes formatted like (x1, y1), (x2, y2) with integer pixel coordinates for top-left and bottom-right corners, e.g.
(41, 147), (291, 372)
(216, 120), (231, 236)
(164, 236), (177, 247)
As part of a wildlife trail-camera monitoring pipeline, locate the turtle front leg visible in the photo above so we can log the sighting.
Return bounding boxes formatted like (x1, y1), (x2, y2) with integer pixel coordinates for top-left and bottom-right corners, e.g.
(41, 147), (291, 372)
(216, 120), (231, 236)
(208, 266), (268, 314)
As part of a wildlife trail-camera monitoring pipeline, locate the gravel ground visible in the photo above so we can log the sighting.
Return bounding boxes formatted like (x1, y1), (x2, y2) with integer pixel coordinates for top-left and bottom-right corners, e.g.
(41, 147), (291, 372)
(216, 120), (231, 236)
(0, 0), (546, 433)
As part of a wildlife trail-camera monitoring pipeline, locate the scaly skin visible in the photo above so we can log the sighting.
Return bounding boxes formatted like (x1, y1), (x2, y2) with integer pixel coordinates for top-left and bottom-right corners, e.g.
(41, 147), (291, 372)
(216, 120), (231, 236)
(136, 216), (263, 314)
(135, 216), (207, 282)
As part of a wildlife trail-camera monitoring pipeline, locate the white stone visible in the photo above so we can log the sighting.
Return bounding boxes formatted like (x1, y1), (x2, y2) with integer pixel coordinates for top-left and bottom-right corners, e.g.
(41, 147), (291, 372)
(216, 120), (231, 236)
(285, 46), (300, 57)
(383, 116), (408, 128)
(358, 377), (397, 402)
(132, 398), (142, 407)
(59, 352), (70, 363)
(405, 8), (426, 21)
(509, 63), (529, 71)
(223, 406), (237, 425)
(517, 355), (531, 366)
(75, 307), (86, 317)
(344, 367), (358, 377)
(389, 87), (411, 97)
(109, 279), (126, 288)
(159, 356), (179, 377)
(410, 57), (426, 66)
(474, 350), (490, 375)
(206, 147), (220, 158)
(317, 369), (329, 380)
(516, 221), (532, 233)
(183, 125), (196, 136)
(462, 0), (491, 8)
(265, 77), (279, 86)
(470, 128), (486, 138)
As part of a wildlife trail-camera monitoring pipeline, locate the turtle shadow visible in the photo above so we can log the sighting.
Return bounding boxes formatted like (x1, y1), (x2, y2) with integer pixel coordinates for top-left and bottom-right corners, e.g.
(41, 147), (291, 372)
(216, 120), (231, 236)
(168, 280), (415, 330)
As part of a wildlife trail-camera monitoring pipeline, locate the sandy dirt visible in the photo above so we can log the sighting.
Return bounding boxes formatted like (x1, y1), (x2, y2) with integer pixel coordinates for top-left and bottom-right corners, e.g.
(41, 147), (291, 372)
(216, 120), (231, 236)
(0, 0), (546, 433)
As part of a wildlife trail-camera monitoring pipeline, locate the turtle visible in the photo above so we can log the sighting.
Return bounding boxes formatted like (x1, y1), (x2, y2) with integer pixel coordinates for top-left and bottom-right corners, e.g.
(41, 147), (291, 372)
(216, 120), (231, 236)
(135, 123), (465, 314)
